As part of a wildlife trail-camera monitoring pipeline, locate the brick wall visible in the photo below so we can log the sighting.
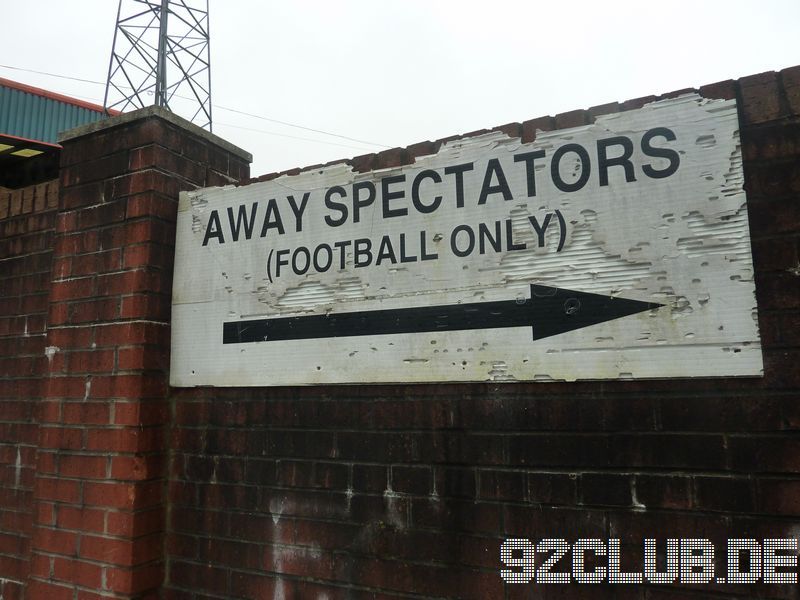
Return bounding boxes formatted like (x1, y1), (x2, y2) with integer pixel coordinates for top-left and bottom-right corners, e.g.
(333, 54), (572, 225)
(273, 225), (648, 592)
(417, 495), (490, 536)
(24, 109), (250, 600)
(166, 67), (800, 599)
(1, 68), (798, 599)
(0, 181), (59, 600)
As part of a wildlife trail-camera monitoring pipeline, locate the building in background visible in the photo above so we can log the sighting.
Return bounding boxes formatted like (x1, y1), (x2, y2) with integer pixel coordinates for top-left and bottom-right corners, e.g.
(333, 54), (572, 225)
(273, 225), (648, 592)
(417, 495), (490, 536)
(0, 77), (114, 190)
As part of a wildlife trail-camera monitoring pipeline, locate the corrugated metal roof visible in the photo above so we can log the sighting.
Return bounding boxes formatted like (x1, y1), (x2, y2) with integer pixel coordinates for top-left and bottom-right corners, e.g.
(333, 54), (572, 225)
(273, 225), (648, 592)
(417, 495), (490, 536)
(0, 77), (113, 145)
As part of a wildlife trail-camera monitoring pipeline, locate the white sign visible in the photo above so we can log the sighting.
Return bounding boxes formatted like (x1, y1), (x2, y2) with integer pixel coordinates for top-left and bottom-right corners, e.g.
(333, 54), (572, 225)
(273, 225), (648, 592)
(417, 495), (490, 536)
(171, 95), (762, 386)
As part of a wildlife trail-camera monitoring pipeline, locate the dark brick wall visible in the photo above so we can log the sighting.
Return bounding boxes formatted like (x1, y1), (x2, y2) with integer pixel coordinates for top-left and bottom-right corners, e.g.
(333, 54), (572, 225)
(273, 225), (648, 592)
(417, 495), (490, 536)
(1, 68), (798, 599)
(166, 67), (800, 599)
(0, 181), (59, 600)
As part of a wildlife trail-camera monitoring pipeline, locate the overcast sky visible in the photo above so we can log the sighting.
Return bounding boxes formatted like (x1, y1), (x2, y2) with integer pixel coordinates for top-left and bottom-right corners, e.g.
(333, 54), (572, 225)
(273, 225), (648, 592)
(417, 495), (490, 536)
(3, 1), (800, 176)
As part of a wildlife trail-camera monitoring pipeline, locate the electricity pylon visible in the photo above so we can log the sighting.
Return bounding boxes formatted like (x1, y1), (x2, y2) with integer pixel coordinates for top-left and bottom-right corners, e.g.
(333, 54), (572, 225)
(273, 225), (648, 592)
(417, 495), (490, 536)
(103, 0), (212, 131)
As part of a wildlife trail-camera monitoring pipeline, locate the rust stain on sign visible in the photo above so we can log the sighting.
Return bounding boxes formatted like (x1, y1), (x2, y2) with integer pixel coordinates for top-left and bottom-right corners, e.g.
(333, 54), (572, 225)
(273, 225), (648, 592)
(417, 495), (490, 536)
(171, 96), (762, 386)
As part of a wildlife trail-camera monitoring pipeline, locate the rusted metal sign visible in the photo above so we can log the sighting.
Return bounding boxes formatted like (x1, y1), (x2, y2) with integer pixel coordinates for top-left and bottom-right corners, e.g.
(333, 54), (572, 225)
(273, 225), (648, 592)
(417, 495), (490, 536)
(171, 95), (762, 386)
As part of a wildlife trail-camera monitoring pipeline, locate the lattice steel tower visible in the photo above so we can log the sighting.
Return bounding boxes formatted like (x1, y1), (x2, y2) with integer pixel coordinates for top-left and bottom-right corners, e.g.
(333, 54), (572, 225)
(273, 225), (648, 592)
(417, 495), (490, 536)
(104, 0), (212, 130)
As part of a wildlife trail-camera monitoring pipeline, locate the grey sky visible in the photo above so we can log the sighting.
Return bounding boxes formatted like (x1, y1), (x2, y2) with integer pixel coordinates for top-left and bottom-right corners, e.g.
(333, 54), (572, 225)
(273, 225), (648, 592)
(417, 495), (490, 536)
(4, 1), (799, 176)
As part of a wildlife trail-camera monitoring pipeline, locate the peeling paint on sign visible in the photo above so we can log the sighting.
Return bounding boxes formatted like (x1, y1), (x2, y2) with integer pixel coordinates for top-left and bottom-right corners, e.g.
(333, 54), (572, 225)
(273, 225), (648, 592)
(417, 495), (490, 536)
(171, 95), (763, 386)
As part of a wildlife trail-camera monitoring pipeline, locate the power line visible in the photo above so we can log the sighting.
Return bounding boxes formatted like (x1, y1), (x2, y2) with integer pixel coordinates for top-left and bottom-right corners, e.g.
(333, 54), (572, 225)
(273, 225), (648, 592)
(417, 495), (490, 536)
(0, 64), (103, 86)
(0, 73), (378, 152)
(0, 75), (378, 153)
(0, 77), (376, 153)
(0, 63), (391, 149)
(215, 105), (391, 148)
(215, 122), (377, 152)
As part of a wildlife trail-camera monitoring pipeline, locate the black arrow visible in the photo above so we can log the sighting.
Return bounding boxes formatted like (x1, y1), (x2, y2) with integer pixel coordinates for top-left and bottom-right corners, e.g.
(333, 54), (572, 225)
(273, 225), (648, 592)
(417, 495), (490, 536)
(222, 285), (662, 344)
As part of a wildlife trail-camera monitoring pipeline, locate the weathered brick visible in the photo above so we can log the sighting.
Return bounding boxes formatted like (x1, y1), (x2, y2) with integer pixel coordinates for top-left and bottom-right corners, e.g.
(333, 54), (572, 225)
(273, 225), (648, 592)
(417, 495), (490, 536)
(52, 557), (103, 589)
(106, 506), (163, 538)
(104, 562), (163, 594)
(31, 527), (77, 555)
(781, 65), (800, 116)
(55, 506), (105, 533)
(491, 122), (521, 138)
(739, 71), (784, 124)
(476, 469), (523, 501)
(374, 147), (411, 169)
(83, 480), (161, 510)
(521, 115), (555, 143)
(57, 455), (108, 480)
(742, 122), (800, 161)
(751, 237), (799, 272)
(633, 474), (692, 510)
(588, 101), (621, 119)
(694, 476), (754, 512)
(555, 109), (589, 129)
(79, 533), (161, 566)
(621, 94), (658, 110)
(759, 479), (800, 516)
(580, 473), (632, 507)
(390, 465), (431, 496)
(699, 79), (738, 100)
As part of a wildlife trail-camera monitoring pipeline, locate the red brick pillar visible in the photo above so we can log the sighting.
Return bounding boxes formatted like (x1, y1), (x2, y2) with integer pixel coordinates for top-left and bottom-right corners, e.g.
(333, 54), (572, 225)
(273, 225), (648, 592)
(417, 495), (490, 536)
(29, 108), (250, 599)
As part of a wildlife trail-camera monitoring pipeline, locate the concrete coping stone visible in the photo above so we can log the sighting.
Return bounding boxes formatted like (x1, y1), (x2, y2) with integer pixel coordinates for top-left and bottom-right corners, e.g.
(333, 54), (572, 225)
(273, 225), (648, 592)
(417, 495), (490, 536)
(58, 105), (252, 163)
